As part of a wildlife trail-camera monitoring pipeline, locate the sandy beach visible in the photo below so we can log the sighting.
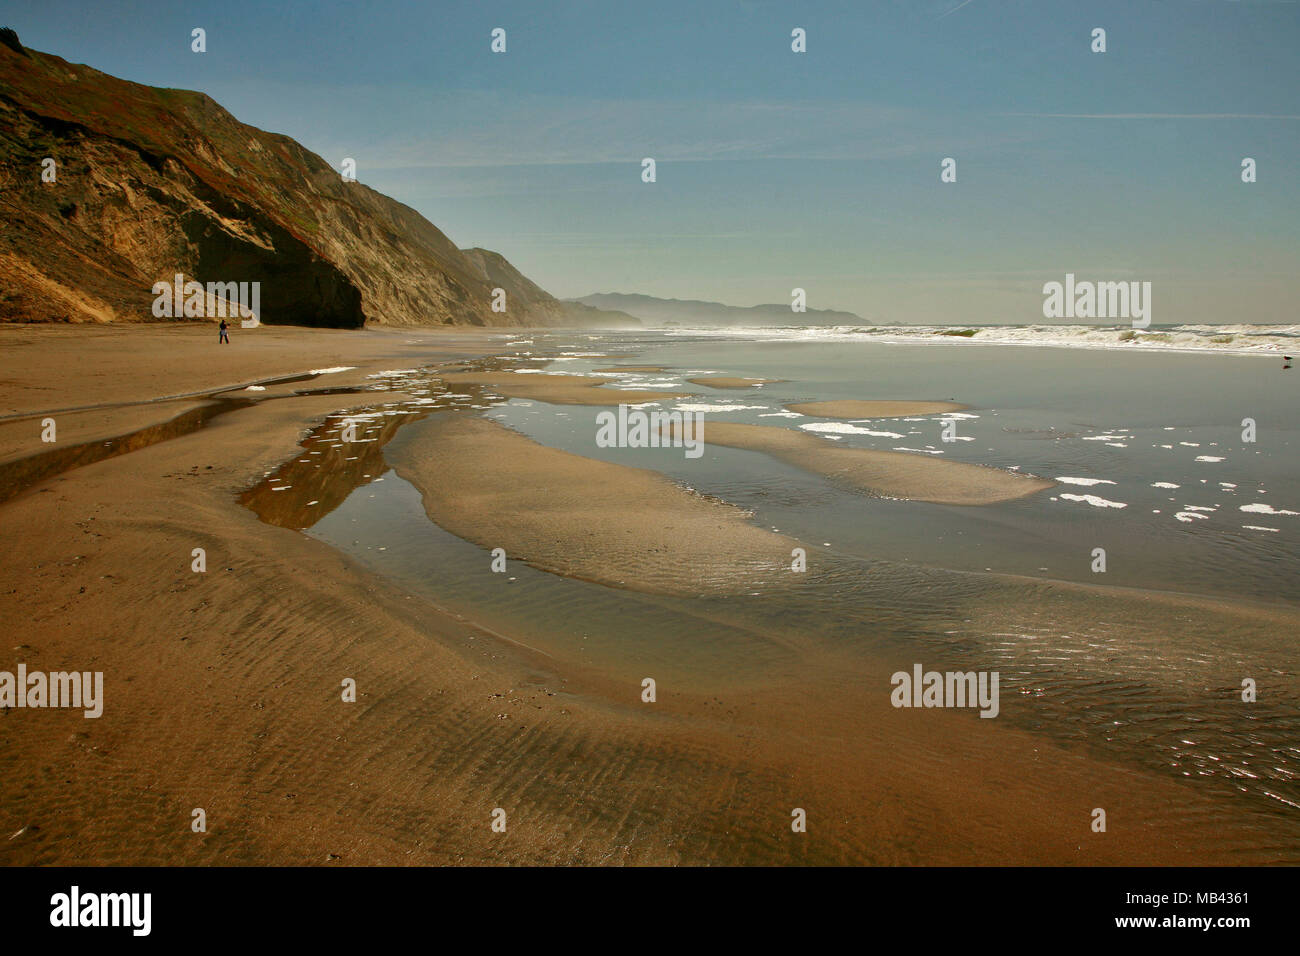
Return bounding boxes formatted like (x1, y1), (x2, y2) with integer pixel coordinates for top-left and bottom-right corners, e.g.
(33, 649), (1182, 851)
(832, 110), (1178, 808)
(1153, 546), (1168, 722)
(1, 323), (1292, 867)
(1, 3), (1296, 907)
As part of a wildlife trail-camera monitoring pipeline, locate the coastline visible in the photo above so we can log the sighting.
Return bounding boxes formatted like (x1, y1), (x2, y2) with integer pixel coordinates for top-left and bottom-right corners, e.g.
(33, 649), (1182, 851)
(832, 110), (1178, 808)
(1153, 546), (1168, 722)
(0, 324), (1292, 865)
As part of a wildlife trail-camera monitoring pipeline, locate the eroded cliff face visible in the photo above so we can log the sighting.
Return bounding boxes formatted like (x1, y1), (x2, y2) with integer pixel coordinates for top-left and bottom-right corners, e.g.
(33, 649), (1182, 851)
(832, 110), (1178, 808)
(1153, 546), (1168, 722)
(0, 37), (618, 328)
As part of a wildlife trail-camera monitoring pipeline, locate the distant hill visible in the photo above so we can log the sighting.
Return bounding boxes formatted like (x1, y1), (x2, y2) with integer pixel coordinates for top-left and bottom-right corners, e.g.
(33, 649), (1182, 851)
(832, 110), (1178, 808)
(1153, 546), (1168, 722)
(570, 292), (865, 328)
(459, 249), (638, 328)
(0, 31), (631, 329)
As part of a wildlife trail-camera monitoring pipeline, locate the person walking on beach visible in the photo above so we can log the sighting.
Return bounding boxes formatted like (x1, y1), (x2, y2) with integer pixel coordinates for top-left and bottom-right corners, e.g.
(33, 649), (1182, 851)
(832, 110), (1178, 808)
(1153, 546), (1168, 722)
(218, 319), (229, 345)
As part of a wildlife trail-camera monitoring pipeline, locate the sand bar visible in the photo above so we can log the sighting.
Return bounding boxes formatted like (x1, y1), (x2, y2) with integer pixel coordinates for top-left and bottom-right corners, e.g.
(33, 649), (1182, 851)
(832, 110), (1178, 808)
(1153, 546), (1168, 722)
(787, 400), (968, 419)
(688, 376), (783, 389)
(673, 421), (1052, 505)
(388, 415), (799, 594)
(436, 371), (688, 406)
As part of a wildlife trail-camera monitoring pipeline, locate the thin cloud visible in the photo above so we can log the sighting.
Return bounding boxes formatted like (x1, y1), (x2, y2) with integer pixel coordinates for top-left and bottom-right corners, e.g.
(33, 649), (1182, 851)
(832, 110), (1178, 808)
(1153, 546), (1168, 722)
(936, 0), (977, 19)
(1002, 112), (1300, 120)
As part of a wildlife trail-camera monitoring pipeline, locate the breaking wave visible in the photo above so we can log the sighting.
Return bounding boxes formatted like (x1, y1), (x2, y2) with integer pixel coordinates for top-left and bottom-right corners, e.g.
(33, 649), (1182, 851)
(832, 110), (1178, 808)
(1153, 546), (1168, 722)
(661, 323), (1300, 355)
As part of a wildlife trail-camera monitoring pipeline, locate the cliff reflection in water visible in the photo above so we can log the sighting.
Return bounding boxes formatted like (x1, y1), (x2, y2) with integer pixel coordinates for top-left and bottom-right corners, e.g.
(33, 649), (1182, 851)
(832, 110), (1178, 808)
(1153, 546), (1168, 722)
(240, 375), (498, 529)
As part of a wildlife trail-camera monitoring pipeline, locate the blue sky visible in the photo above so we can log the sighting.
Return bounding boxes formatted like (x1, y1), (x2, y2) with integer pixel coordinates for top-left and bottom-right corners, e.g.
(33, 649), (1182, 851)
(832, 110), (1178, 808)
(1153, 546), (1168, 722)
(8, 0), (1299, 323)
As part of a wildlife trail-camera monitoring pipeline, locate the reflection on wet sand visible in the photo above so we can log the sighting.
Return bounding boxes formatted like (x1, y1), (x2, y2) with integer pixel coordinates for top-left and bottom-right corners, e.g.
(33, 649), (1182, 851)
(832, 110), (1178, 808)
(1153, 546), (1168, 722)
(227, 353), (1300, 863)
(239, 374), (501, 528)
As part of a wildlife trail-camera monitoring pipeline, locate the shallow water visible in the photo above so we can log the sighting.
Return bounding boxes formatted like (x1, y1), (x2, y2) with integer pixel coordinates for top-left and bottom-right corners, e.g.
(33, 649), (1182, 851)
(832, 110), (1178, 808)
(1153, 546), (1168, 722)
(239, 331), (1300, 856)
(504, 332), (1300, 603)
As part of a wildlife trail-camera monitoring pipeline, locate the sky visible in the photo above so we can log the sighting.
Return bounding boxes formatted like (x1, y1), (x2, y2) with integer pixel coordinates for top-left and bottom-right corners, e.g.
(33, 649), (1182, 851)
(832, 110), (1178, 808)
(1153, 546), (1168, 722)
(5, 0), (1299, 324)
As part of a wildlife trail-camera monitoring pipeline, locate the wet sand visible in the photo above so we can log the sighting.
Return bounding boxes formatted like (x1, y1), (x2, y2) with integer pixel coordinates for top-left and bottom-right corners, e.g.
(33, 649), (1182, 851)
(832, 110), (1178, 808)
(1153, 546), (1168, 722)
(0, 323), (503, 454)
(0, 322), (492, 415)
(387, 415), (800, 595)
(436, 370), (689, 406)
(787, 400), (969, 418)
(688, 376), (782, 389)
(675, 421), (1053, 505)
(0, 324), (1279, 865)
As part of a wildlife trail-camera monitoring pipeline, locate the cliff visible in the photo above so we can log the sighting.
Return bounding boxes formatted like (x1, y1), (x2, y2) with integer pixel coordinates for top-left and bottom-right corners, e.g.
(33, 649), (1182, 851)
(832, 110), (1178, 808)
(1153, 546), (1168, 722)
(0, 33), (629, 328)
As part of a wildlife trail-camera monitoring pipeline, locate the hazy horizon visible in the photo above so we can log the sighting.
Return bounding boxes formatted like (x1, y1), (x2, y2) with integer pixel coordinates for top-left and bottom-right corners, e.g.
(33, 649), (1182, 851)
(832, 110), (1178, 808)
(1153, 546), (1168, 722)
(9, 0), (1300, 325)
